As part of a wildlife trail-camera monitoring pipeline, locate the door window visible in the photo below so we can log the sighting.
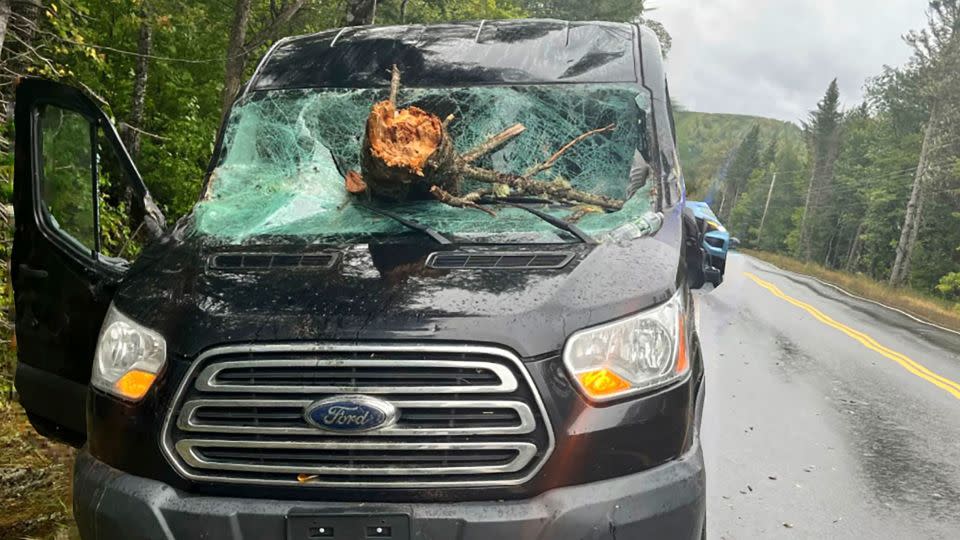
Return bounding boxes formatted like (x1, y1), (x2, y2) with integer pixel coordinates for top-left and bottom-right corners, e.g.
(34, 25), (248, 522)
(38, 105), (97, 254)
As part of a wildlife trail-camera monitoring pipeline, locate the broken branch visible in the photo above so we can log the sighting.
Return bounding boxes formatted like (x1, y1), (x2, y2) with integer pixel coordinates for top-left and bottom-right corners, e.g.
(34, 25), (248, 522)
(523, 123), (616, 178)
(430, 186), (496, 216)
(460, 123), (526, 164)
(388, 64), (401, 106)
(460, 164), (624, 210)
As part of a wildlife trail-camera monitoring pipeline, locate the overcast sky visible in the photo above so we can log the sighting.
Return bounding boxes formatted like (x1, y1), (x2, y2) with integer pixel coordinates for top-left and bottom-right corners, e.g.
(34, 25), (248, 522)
(653, 0), (929, 123)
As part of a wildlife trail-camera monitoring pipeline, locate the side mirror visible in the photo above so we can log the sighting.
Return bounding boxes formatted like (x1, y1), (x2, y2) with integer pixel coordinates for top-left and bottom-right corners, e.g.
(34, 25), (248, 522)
(730, 237), (741, 250)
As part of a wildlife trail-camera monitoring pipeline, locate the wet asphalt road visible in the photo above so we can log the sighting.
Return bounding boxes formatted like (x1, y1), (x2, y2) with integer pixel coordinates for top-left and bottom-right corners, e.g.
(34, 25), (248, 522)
(696, 254), (960, 539)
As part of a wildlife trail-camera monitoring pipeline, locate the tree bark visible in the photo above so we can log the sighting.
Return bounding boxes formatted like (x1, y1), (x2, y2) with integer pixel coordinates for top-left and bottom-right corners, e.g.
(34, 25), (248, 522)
(345, 0), (378, 26)
(124, 4), (153, 160)
(797, 170), (814, 257)
(244, 0), (307, 52)
(221, 0), (254, 119)
(221, 0), (307, 120)
(2, 0), (38, 121)
(890, 105), (938, 286)
(799, 126), (840, 261)
(756, 172), (776, 246)
(845, 221), (864, 272)
(0, 0), (11, 55)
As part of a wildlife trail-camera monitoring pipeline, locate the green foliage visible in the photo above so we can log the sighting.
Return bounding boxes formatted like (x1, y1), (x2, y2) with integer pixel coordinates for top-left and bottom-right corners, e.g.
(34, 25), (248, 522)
(674, 111), (802, 200)
(796, 79), (844, 263)
(683, 44), (959, 301)
(519, 0), (645, 21)
(803, 79), (843, 157)
(673, 110), (809, 252)
(936, 272), (960, 301)
(378, 0), (528, 22)
(720, 124), (761, 220)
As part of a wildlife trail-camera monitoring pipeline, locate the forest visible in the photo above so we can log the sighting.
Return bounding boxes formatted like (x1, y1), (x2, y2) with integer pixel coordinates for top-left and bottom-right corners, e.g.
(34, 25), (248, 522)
(683, 2), (960, 312)
(0, 0), (956, 537)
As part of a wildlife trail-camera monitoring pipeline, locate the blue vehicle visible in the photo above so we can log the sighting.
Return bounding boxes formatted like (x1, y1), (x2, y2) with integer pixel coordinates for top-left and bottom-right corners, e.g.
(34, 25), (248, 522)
(687, 201), (736, 284)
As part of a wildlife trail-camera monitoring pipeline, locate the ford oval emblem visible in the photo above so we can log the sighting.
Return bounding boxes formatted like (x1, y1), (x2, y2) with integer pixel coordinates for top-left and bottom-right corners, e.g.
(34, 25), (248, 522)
(304, 396), (398, 433)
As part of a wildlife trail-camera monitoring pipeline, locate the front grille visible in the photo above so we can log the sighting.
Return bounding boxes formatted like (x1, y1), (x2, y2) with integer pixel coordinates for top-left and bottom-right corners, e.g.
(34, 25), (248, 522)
(178, 399), (534, 435)
(195, 359), (516, 393)
(162, 344), (554, 488)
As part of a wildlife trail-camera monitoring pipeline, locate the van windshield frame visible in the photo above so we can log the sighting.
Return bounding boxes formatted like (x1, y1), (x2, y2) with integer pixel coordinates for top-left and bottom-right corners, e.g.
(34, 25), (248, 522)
(190, 83), (661, 245)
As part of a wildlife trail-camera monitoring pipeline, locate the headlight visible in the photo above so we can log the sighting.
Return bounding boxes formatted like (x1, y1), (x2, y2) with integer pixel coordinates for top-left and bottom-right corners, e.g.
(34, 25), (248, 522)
(92, 305), (166, 401)
(706, 220), (727, 233)
(563, 290), (689, 402)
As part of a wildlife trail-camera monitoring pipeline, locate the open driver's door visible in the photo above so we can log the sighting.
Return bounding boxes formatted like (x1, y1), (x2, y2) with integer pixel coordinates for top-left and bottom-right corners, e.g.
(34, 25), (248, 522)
(12, 79), (163, 446)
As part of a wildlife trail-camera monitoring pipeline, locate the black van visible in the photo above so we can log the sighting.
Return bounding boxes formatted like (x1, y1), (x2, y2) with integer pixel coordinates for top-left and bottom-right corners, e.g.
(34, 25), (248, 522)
(13, 20), (710, 540)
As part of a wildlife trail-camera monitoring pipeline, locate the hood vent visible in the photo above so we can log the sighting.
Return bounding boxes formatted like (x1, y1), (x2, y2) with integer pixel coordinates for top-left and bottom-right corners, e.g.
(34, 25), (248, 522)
(209, 252), (339, 271)
(427, 252), (573, 270)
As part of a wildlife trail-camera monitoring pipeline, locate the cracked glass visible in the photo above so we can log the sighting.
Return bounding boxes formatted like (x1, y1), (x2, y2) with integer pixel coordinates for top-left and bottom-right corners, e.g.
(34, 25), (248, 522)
(193, 84), (659, 243)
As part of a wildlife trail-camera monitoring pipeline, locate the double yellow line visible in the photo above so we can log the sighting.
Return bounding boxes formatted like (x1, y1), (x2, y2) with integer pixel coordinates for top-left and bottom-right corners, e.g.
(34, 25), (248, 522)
(745, 272), (960, 400)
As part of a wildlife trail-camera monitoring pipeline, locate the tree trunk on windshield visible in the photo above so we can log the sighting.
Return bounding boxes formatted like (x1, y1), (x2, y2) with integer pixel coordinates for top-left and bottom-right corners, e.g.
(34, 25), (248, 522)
(352, 66), (625, 214)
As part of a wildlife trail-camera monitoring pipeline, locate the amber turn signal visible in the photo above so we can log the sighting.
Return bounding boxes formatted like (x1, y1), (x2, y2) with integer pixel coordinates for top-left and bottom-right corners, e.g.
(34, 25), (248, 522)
(113, 369), (158, 400)
(676, 316), (688, 374)
(577, 368), (632, 398)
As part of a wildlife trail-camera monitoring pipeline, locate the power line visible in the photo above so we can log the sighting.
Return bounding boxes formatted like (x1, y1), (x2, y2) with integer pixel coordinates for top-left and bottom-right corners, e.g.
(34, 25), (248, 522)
(32, 28), (224, 64)
(705, 134), (960, 185)
(742, 155), (960, 191)
(35, 21), (287, 64)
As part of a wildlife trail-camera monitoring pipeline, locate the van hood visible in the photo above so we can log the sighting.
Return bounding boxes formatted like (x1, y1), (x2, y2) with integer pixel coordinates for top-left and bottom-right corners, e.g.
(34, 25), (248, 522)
(115, 215), (682, 360)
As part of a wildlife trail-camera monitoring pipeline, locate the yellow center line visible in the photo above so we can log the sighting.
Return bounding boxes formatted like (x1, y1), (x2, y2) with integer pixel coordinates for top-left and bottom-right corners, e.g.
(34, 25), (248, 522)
(744, 272), (960, 400)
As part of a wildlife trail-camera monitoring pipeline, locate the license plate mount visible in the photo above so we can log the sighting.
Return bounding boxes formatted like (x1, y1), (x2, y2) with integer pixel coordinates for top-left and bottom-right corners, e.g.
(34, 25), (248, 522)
(286, 514), (411, 540)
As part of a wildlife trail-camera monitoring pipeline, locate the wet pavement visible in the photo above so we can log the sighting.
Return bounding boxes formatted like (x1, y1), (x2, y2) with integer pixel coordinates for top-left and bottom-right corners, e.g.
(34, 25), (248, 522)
(697, 254), (960, 539)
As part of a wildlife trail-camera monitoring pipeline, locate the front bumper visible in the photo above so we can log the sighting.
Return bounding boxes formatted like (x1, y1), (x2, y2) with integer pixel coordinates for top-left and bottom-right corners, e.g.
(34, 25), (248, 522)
(74, 440), (705, 540)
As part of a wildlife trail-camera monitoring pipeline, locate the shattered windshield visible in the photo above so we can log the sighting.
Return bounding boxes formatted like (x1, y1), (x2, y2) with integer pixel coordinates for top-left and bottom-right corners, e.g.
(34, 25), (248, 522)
(192, 84), (658, 244)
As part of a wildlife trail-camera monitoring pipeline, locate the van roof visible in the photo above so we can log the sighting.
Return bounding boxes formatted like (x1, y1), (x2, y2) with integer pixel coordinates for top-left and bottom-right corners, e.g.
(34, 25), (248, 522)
(248, 19), (643, 91)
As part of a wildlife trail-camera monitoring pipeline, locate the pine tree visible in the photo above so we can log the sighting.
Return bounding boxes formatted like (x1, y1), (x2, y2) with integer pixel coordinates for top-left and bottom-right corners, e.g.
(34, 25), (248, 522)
(719, 124), (761, 222)
(890, 0), (960, 286)
(797, 79), (843, 262)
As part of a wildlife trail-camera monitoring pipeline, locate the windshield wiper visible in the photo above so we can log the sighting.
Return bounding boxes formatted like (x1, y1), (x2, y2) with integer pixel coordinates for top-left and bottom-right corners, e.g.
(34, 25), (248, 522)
(357, 203), (454, 245)
(480, 198), (595, 244)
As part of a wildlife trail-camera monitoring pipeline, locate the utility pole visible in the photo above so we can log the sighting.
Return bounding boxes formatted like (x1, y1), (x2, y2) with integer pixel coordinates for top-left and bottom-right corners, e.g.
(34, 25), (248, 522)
(756, 172), (777, 245)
